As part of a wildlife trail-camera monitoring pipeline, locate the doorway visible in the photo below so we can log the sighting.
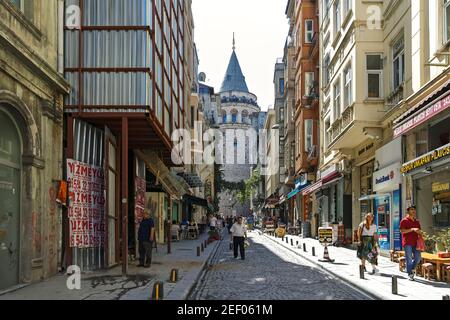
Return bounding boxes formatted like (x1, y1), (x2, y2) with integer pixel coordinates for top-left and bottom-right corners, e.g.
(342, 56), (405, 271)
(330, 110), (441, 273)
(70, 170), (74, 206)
(0, 109), (21, 290)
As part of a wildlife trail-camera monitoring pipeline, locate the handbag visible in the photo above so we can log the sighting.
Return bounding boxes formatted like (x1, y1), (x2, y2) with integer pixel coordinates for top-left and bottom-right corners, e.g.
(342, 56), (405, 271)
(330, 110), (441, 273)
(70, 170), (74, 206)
(416, 235), (425, 252)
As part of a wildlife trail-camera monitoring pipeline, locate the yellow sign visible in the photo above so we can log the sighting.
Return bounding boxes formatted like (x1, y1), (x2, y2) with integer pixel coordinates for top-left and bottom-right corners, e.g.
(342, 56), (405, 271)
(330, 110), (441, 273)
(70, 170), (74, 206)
(318, 227), (333, 244)
(432, 182), (450, 193)
(401, 144), (450, 174)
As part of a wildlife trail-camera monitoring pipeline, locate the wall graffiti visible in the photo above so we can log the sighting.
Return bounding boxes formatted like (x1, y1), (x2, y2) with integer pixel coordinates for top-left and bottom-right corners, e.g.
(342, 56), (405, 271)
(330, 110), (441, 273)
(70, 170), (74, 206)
(48, 186), (57, 271)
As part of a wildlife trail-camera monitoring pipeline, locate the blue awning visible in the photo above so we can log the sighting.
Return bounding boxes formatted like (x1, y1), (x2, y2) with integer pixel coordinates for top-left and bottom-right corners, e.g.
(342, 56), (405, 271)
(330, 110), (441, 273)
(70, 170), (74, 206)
(288, 182), (310, 199)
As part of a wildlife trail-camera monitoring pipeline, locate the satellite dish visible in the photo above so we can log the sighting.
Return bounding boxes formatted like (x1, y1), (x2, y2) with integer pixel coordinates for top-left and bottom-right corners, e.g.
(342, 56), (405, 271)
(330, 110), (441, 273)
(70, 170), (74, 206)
(198, 72), (206, 82)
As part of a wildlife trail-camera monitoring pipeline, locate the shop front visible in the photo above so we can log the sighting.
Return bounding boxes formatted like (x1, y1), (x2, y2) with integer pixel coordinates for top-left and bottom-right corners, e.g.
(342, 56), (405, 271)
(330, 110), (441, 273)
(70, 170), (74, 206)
(395, 81), (450, 236)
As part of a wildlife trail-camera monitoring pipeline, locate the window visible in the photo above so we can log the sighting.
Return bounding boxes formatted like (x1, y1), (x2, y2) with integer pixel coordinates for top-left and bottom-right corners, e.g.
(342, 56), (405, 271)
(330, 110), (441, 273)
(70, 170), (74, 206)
(366, 54), (383, 98)
(323, 0), (330, 20)
(304, 119), (314, 153)
(334, 0), (341, 35)
(393, 37), (405, 90)
(8, 0), (33, 20)
(323, 55), (331, 87)
(445, 0), (450, 43)
(325, 118), (331, 147)
(191, 106), (195, 128)
(305, 20), (314, 43)
(231, 110), (237, 124)
(333, 79), (341, 120)
(279, 78), (285, 95)
(344, 65), (352, 108)
(305, 72), (315, 96)
(343, 0), (352, 16)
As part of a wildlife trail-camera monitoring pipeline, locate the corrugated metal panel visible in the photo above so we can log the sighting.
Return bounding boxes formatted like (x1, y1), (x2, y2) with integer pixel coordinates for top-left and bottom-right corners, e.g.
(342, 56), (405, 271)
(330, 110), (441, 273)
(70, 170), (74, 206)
(72, 119), (105, 271)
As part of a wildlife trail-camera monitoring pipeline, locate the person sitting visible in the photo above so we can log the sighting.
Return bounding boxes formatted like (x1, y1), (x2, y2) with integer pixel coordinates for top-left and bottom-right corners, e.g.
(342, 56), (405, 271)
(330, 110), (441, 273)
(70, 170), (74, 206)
(171, 220), (181, 241)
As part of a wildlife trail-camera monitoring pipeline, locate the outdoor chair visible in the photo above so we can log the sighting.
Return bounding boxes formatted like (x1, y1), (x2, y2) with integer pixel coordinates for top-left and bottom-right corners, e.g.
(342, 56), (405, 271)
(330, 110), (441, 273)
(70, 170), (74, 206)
(398, 257), (406, 272)
(422, 263), (435, 280)
(442, 264), (450, 283)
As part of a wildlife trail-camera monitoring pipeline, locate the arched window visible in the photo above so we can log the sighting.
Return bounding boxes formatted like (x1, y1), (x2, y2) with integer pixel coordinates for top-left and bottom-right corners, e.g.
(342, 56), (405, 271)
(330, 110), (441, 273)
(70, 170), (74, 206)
(222, 110), (227, 124)
(231, 109), (238, 124)
(242, 110), (249, 124)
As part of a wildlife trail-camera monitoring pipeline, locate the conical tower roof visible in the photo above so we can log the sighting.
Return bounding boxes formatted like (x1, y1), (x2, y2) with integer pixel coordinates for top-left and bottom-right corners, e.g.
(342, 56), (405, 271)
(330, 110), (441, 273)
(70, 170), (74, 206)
(220, 50), (249, 93)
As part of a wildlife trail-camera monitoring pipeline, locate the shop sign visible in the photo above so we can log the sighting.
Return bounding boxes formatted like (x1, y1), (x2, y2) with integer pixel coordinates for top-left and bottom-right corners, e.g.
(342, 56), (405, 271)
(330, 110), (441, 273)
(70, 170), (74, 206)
(135, 176), (146, 224)
(401, 143), (450, 174)
(67, 159), (105, 248)
(295, 174), (308, 189)
(394, 94), (450, 138)
(318, 227), (333, 245)
(320, 163), (340, 180)
(432, 182), (450, 193)
(373, 162), (401, 192)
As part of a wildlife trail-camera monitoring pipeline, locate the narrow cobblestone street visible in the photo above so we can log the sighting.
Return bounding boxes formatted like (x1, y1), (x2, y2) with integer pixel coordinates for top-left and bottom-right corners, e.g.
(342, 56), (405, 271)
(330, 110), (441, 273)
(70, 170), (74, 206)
(189, 230), (372, 300)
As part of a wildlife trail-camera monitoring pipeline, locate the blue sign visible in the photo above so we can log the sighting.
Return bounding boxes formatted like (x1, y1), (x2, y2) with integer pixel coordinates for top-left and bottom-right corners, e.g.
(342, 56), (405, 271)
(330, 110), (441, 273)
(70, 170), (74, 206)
(393, 188), (402, 250)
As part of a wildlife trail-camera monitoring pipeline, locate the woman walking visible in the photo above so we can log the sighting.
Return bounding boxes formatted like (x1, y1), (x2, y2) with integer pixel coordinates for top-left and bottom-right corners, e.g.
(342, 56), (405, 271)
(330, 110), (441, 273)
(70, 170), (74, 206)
(357, 213), (379, 274)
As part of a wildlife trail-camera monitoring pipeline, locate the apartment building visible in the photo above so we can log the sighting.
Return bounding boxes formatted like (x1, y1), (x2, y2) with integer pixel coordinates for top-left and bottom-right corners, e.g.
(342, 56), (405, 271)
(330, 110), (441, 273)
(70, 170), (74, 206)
(0, 0), (70, 290)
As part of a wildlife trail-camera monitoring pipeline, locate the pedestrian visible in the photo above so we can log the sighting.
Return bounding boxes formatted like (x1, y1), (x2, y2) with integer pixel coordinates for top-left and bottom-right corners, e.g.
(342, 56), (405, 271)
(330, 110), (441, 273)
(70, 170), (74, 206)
(357, 212), (379, 274)
(209, 214), (217, 231)
(400, 206), (423, 281)
(230, 216), (248, 260)
(137, 209), (155, 268)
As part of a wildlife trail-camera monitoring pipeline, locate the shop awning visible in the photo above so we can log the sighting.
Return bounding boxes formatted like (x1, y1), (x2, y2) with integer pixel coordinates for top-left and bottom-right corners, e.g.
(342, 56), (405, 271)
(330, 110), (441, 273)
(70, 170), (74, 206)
(321, 175), (343, 189)
(182, 194), (208, 207)
(287, 182), (311, 199)
(178, 172), (203, 187)
(358, 193), (390, 201)
(135, 150), (189, 200)
(302, 181), (323, 196)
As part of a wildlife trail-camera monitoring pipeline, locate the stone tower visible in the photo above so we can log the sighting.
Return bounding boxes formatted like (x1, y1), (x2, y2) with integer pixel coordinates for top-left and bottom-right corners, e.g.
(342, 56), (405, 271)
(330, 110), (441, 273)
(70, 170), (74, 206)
(218, 38), (261, 217)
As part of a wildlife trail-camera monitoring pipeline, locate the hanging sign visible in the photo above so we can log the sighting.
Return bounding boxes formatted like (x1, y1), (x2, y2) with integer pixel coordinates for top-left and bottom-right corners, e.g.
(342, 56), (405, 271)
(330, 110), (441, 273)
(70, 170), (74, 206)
(67, 159), (105, 248)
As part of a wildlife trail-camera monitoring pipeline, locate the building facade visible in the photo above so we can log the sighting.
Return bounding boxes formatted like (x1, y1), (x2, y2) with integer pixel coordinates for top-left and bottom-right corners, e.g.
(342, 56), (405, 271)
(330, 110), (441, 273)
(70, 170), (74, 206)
(0, 0), (70, 290)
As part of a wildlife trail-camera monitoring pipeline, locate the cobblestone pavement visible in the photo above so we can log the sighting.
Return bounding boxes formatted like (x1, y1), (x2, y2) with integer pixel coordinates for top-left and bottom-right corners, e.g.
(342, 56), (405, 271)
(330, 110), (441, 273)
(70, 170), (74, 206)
(189, 231), (373, 300)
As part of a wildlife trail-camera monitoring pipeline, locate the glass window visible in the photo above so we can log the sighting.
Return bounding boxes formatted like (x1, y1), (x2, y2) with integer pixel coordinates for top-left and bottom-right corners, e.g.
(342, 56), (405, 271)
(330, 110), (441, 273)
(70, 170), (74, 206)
(323, 55), (330, 87)
(344, 65), (352, 108)
(279, 78), (285, 95)
(305, 72), (315, 96)
(304, 119), (314, 153)
(8, 0), (33, 21)
(445, 0), (450, 43)
(393, 37), (405, 90)
(0, 111), (21, 165)
(415, 127), (429, 157)
(333, 79), (341, 121)
(334, 0), (341, 35)
(343, 0), (352, 15)
(305, 19), (314, 43)
(232, 110), (237, 124)
(366, 54), (383, 98)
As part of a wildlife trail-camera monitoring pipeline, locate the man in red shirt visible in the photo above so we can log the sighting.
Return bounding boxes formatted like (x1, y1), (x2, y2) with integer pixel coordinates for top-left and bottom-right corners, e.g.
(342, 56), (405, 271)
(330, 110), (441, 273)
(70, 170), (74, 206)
(400, 206), (422, 281)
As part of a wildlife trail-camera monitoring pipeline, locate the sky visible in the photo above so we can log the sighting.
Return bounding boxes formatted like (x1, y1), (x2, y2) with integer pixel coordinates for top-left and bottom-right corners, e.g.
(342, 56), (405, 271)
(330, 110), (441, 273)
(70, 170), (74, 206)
(192, 0), (290, 111)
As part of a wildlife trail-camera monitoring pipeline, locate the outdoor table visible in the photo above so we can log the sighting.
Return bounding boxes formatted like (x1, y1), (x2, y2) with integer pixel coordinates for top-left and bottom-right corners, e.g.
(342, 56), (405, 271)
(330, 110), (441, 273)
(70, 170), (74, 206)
(397, 251), (450, 281)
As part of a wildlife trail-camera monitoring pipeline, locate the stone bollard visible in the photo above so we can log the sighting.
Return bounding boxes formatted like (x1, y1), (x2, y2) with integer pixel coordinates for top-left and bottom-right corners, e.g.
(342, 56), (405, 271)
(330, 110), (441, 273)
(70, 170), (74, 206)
(443, 295), (450, 300)
(152, 282), (164, 300)
(303, 243), (307, 252)
(291, 239), (293, 246)
(296, 241), (299, 246)
(312, 247), (316, 257)
(197, 247), (200, 257)
(392, 276), (398, 295)
(201, 243), (204, 252)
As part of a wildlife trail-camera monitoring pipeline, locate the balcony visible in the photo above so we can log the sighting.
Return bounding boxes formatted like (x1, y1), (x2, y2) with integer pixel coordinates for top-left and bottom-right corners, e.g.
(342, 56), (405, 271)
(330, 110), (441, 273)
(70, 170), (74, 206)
(330, 104), (354, 145)
(386, 84), (404, 109)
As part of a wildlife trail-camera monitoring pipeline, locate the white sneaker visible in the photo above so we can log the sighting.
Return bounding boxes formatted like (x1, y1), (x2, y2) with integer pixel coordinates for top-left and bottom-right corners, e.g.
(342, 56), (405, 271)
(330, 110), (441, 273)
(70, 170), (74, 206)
(371, 267), (378, 275)
(408, 273), (415, 281)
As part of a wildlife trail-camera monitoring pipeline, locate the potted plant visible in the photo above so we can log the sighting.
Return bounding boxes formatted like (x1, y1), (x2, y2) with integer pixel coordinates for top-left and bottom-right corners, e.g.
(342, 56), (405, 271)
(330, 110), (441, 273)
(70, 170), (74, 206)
(422, 230), (450, 256)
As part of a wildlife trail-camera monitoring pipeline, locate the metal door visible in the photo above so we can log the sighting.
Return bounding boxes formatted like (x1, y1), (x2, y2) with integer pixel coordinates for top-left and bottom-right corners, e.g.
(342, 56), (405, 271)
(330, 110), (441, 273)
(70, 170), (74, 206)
(0, 110), (21, 290)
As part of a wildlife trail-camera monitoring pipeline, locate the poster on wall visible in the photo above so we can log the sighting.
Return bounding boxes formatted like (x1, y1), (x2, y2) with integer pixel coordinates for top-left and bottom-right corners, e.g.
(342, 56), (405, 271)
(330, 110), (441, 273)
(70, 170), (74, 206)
(67, 159), (105, 248)
(135, 177), (146, 224)
(393, 189), (402, 250)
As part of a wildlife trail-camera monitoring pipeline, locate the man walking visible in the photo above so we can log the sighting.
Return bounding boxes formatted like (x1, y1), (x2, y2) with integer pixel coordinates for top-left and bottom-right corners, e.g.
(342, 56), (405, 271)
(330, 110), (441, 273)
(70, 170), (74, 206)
(400, 206), (422, 280)
(138, 209), (155, 268)
(209, 214), (217, 231)
(230, 216), (247, 260)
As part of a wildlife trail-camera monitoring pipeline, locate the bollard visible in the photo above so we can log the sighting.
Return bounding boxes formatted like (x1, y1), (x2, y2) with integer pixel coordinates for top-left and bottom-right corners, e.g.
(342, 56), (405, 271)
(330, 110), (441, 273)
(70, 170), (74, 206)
(359, 265), (365, 279)
(201, 243), (204, 252)
(291, 239), (293, 246)
(312, 247), (316, 257)
(392, 276), (398, 295)
(204, 240), (207, 248)
(303, 243), (307, 252)
(197, 246), (200, 256)
(296, 241), (299, 246)
(443, 295), (450, 300)
(286, 237), (289, 244)
(170, 269), (178, 283)
(152, 281), (164, 300)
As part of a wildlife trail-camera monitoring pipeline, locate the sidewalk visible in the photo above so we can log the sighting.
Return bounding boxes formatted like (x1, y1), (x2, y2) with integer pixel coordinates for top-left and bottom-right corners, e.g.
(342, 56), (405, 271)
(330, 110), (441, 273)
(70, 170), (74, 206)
(0, 232), (221, 300)
(261, 231), (450, 300)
